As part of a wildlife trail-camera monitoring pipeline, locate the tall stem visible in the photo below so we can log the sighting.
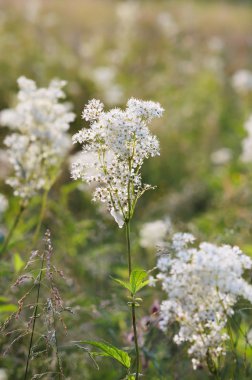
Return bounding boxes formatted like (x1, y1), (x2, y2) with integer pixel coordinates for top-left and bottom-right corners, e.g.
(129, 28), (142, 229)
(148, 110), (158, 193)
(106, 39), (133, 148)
(125, 221), (140, 380)
(0, 203), (25, 255)
(24, 253), (45, 380)
(32, 189), (49, 247)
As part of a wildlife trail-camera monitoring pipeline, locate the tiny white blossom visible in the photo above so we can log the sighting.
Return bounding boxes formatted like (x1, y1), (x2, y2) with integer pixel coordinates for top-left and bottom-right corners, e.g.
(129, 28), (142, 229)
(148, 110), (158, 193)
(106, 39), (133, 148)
(81, 99), (104, 121)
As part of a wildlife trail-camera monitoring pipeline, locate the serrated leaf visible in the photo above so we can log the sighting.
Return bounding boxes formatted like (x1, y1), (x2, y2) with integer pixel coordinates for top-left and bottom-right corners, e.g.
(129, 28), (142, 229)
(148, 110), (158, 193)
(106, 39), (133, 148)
(13, 253), (24, 273)
(130, 270), (148, 294)
(112, 277), (132, 292)
(135, 280), (149, 292)
(78, 340), (131, 369)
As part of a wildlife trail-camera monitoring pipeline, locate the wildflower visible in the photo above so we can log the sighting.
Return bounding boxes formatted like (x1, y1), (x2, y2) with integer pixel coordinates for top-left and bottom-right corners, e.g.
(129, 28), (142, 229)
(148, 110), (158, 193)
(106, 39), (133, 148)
(0, 76), (75, 199)
(153, 232), (252, 369)
(81, 98), (104, 121)
(71, 98), (164, 227)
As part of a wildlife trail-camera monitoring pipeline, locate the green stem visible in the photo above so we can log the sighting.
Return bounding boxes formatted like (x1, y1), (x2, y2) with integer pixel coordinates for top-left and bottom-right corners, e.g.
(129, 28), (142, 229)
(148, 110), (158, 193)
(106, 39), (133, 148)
(0, 203), (25, 255)
(126, 222), (132, 274)
(32, 189), (49, 247)
(24, 253), (45, 380)
(217, 290), (237, 379)
(126, 221), (140, 380)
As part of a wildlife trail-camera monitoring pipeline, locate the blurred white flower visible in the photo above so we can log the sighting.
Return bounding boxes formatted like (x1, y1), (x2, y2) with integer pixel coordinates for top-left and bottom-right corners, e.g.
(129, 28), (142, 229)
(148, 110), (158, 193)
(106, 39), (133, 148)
(232, 69), (252, 93)
(114, 1), (140, 61)
(92, 67), (116, 86)
(247, 329), (252, 345)
(207, 36), (224, 52)
(0, 369), (7, 380)
(116, 1), (140, 26)
(211, 147), (232, 165)
(0, 149), (12, 180)
(0, 76), (75, 199)
(0, 194), (8, 215)
(92, 67), (124, 105)
(156, 12), (178, 37)
(139, 218), (172, 248)
(24, 0), (42, 23)
(148, 275), (156, 287)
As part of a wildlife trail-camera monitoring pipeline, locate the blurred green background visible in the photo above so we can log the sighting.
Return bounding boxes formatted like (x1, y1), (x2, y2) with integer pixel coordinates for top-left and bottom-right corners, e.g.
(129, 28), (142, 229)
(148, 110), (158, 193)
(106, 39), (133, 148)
(1, 0), (252, 379)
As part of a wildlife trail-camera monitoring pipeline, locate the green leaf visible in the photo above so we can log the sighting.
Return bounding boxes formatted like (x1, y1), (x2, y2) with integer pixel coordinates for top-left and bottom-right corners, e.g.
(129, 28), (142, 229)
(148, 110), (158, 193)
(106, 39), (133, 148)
(78, 340), (131, 369)
(0, 296), (9, 303)
(130, 269), (148, 294)
(0, 304), (18, 313)
(13, 253), (24, 273)
(111, 277), (132, 292)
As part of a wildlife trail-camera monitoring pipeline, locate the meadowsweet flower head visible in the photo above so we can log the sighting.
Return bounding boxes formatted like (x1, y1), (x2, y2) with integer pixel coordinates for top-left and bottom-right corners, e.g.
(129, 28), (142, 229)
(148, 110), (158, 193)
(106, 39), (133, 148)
(153, 232), (252, 369)
(71, 98), (164, 227)
(0, 76), (75, 199)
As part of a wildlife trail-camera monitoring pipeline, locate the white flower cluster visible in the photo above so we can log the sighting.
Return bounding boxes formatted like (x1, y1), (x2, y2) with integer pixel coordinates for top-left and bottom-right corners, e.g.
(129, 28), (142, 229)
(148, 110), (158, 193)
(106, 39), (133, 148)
(0, 76), (75, 199)
(153, 232), (252, 369)
(241, 115), (252, 163)
(71, 98), (164, 227)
